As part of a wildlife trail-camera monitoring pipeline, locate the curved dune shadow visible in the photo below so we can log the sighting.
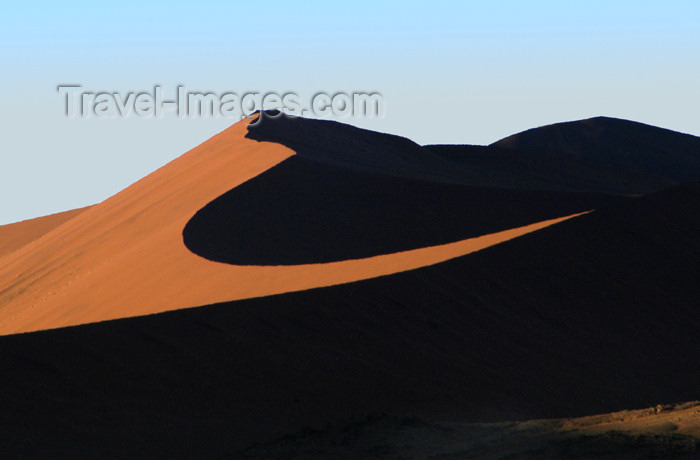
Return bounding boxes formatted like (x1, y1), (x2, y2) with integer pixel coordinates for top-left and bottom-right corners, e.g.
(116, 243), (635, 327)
(183, 116), (616, 266)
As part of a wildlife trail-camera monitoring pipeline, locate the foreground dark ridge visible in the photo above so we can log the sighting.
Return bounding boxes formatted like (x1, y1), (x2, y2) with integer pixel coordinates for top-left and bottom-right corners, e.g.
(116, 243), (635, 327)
(232, 403), (700, 459)
(1, 184), (698, 458)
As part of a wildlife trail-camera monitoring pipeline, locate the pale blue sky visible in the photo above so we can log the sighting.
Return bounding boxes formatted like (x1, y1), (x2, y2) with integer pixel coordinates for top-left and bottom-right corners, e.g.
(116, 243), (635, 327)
(1, 1), (699, 224)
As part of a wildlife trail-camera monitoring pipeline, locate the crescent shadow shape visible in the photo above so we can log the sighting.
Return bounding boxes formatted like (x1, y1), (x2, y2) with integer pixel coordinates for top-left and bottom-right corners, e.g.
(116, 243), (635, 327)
(183, 125), (611, 266)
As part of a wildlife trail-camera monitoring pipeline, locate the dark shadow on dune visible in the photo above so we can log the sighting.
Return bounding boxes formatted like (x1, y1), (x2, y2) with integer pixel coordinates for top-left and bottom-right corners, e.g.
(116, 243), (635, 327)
(182, 156), (615, 265)
(183, 114), (619, 265)
(3, 184), (699, 458)
(248, 112), (700, 194)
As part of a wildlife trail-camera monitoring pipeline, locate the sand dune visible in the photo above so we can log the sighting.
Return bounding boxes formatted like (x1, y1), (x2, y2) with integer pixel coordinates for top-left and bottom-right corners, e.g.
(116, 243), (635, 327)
(3, 115), (696, 336)
(1, 114), (698, 457)
(0, 117), (293, 335)
(0, 116), (587, 335)
(493, 116), (700, 189)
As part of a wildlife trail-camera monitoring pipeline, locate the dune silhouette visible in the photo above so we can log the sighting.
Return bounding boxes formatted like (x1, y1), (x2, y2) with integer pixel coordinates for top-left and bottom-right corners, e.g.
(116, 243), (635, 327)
(248, 113), (698, 194)
(493, 116), (700, 190)
(0, 113), (699, 457)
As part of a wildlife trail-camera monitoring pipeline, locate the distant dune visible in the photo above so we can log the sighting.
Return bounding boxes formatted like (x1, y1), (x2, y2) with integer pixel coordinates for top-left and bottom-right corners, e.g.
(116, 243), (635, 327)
(493, 116), (700, 190)
(0, 113), (698, 457)
(0, 207), (89, 258)
(247, 114), (698, 194)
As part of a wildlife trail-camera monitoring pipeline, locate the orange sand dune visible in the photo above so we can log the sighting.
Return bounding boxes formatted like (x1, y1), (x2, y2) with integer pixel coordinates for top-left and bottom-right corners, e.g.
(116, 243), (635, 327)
(0, 117), (587, 335)
(0, 207), (89, 258)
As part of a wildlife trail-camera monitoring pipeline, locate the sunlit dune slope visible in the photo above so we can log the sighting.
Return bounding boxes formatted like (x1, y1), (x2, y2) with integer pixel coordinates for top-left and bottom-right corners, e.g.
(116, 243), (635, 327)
(0, 118), (293, 334)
